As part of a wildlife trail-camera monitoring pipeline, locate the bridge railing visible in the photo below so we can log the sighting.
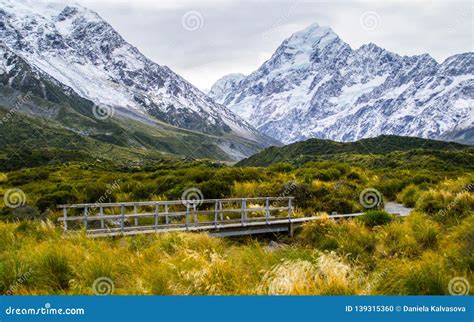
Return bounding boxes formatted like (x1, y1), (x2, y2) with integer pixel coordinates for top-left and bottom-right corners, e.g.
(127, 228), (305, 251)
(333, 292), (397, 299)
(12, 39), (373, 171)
(57, 197), (294, 235)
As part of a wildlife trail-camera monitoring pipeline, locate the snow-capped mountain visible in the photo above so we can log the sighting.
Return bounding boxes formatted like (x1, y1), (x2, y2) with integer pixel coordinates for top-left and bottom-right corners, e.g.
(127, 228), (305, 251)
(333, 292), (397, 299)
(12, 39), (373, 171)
(209, 23), (474, 144)
(208, 73), (245, 104)
(0, 0), (276, 149)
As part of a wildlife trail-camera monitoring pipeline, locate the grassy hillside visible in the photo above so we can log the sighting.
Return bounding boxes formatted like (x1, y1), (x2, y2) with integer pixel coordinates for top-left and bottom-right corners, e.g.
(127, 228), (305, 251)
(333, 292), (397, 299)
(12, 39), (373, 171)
(0, 96), (261, 171)
(237, 135), (474, 168)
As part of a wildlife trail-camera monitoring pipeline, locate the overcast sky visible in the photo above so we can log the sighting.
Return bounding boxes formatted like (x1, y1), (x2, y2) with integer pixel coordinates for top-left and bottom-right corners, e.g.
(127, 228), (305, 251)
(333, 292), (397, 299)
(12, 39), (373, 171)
(72, 0), (473, 90)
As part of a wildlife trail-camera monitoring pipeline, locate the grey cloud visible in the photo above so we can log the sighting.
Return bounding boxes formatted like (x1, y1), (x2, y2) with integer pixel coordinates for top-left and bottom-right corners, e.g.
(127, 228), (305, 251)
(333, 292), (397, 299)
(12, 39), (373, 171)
(70, 0), (473, 89)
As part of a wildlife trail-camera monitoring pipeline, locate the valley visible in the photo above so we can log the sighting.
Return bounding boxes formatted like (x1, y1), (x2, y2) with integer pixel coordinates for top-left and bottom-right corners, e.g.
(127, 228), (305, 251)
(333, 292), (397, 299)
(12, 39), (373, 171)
(0, 0), (472, 297)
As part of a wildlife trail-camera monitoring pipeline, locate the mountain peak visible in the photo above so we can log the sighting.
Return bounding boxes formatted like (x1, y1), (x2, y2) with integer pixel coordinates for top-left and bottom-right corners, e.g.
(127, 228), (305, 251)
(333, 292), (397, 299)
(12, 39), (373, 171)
(285, 23), (340, 50)
(208, 22), (473, 145)
(0, 0), (278, 157)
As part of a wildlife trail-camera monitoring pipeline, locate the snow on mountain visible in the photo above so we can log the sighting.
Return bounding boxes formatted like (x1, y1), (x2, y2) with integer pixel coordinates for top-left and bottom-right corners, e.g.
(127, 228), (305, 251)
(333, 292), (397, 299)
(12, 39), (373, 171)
(208, 73), (245, 106)
(0, 0), (275, 147)
(209, 23), (474, 144)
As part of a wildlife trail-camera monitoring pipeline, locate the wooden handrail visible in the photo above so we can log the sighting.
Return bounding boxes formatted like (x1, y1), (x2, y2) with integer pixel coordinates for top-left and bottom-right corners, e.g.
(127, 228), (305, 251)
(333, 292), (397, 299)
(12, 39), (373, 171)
(57, 197), (294, 209)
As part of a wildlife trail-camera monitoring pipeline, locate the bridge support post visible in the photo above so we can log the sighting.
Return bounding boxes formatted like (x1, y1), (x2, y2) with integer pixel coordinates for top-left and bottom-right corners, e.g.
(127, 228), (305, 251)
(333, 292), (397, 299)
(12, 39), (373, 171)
(99, 206), (104, 229)
(185, 205), (190, 230)
(120, 204), (125, 233)
(219, 201), (223, 221)
(288, 222), (294, 237)
(214, 200), (218, 228)
(84, 207), (88, 231)
(288, 198), (293, 221)
(63, 208), (68, 231)
(241, 198), (247, 226)
(134, 205), (138, 226)
(154, 203), (159, 231)
(265, 198), (270, 224)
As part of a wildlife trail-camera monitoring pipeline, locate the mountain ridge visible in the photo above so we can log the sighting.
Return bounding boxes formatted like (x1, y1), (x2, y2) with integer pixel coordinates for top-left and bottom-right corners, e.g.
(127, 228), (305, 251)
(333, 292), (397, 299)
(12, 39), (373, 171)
(0, 0), (279, 162)
(236, 135), (474, 168)
(209, 23), (473, 145)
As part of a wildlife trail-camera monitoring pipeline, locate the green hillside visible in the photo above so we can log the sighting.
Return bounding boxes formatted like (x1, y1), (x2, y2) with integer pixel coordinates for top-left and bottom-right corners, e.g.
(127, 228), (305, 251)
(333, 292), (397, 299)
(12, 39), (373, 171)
(0, 48), (270, 170)
(237, 135), (474, 170)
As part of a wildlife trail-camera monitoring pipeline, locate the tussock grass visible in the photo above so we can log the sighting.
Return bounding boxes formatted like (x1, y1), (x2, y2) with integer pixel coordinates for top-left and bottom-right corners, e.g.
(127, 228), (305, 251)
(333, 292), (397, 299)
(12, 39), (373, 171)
(0, 163), (472, 295)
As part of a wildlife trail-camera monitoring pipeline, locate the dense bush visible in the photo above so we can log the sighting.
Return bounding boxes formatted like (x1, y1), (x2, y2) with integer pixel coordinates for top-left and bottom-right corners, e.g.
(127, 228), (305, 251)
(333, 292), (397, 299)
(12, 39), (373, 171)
(197, 179), (232, 200)
(36, 191), (78, 212)
(397, 184), (420, 207)
(357, 210), (394, 228)
(374, 179), (406, 199)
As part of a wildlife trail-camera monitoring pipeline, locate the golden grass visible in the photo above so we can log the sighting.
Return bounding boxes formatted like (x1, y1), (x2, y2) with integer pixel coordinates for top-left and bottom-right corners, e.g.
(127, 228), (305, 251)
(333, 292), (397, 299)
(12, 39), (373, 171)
(0, 176), (472, 295)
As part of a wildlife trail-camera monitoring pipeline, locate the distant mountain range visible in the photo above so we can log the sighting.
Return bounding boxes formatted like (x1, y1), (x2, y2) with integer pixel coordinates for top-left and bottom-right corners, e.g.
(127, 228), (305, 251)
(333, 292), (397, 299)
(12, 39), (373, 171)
(0, 0), (277, 164)
(209, 23), (473, 145)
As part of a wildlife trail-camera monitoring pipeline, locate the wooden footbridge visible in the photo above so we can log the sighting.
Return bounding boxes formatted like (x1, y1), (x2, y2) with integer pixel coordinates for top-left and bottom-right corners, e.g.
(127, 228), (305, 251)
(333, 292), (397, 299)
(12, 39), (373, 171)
(57, 197), (369, 238)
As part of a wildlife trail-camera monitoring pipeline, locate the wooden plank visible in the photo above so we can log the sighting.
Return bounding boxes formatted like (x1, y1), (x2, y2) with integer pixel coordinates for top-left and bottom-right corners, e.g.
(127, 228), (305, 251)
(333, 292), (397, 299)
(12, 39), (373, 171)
(87, 216), (320, 238)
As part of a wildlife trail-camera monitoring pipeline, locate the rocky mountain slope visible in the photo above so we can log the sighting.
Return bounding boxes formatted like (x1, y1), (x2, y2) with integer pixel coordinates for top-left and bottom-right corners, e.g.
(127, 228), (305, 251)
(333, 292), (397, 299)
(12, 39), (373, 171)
(0, 0), (278, 161)
(210, 23), (473, 145)
(0, 43), (270, 169)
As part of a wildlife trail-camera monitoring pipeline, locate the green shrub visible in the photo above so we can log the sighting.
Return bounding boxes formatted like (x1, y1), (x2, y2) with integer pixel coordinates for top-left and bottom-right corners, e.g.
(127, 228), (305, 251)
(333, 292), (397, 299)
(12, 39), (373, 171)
(375, 179), (406, 199)
(36, 191), (78, 212)
(298, 216), (339, 251)
(38, 250), (73, 291)
(197, 180), (232, 200)
(324, 197), (357, 214)
(397, 184), (420, 207)
(82, 184), (116, 204)
(315, 168), (342, 181)
(373, 253), (449, 295)
(268, 162), (294, 173)
(358, 210), (394, 228)
(131, 183), (156, 200)
(407, 213), (440, 250)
